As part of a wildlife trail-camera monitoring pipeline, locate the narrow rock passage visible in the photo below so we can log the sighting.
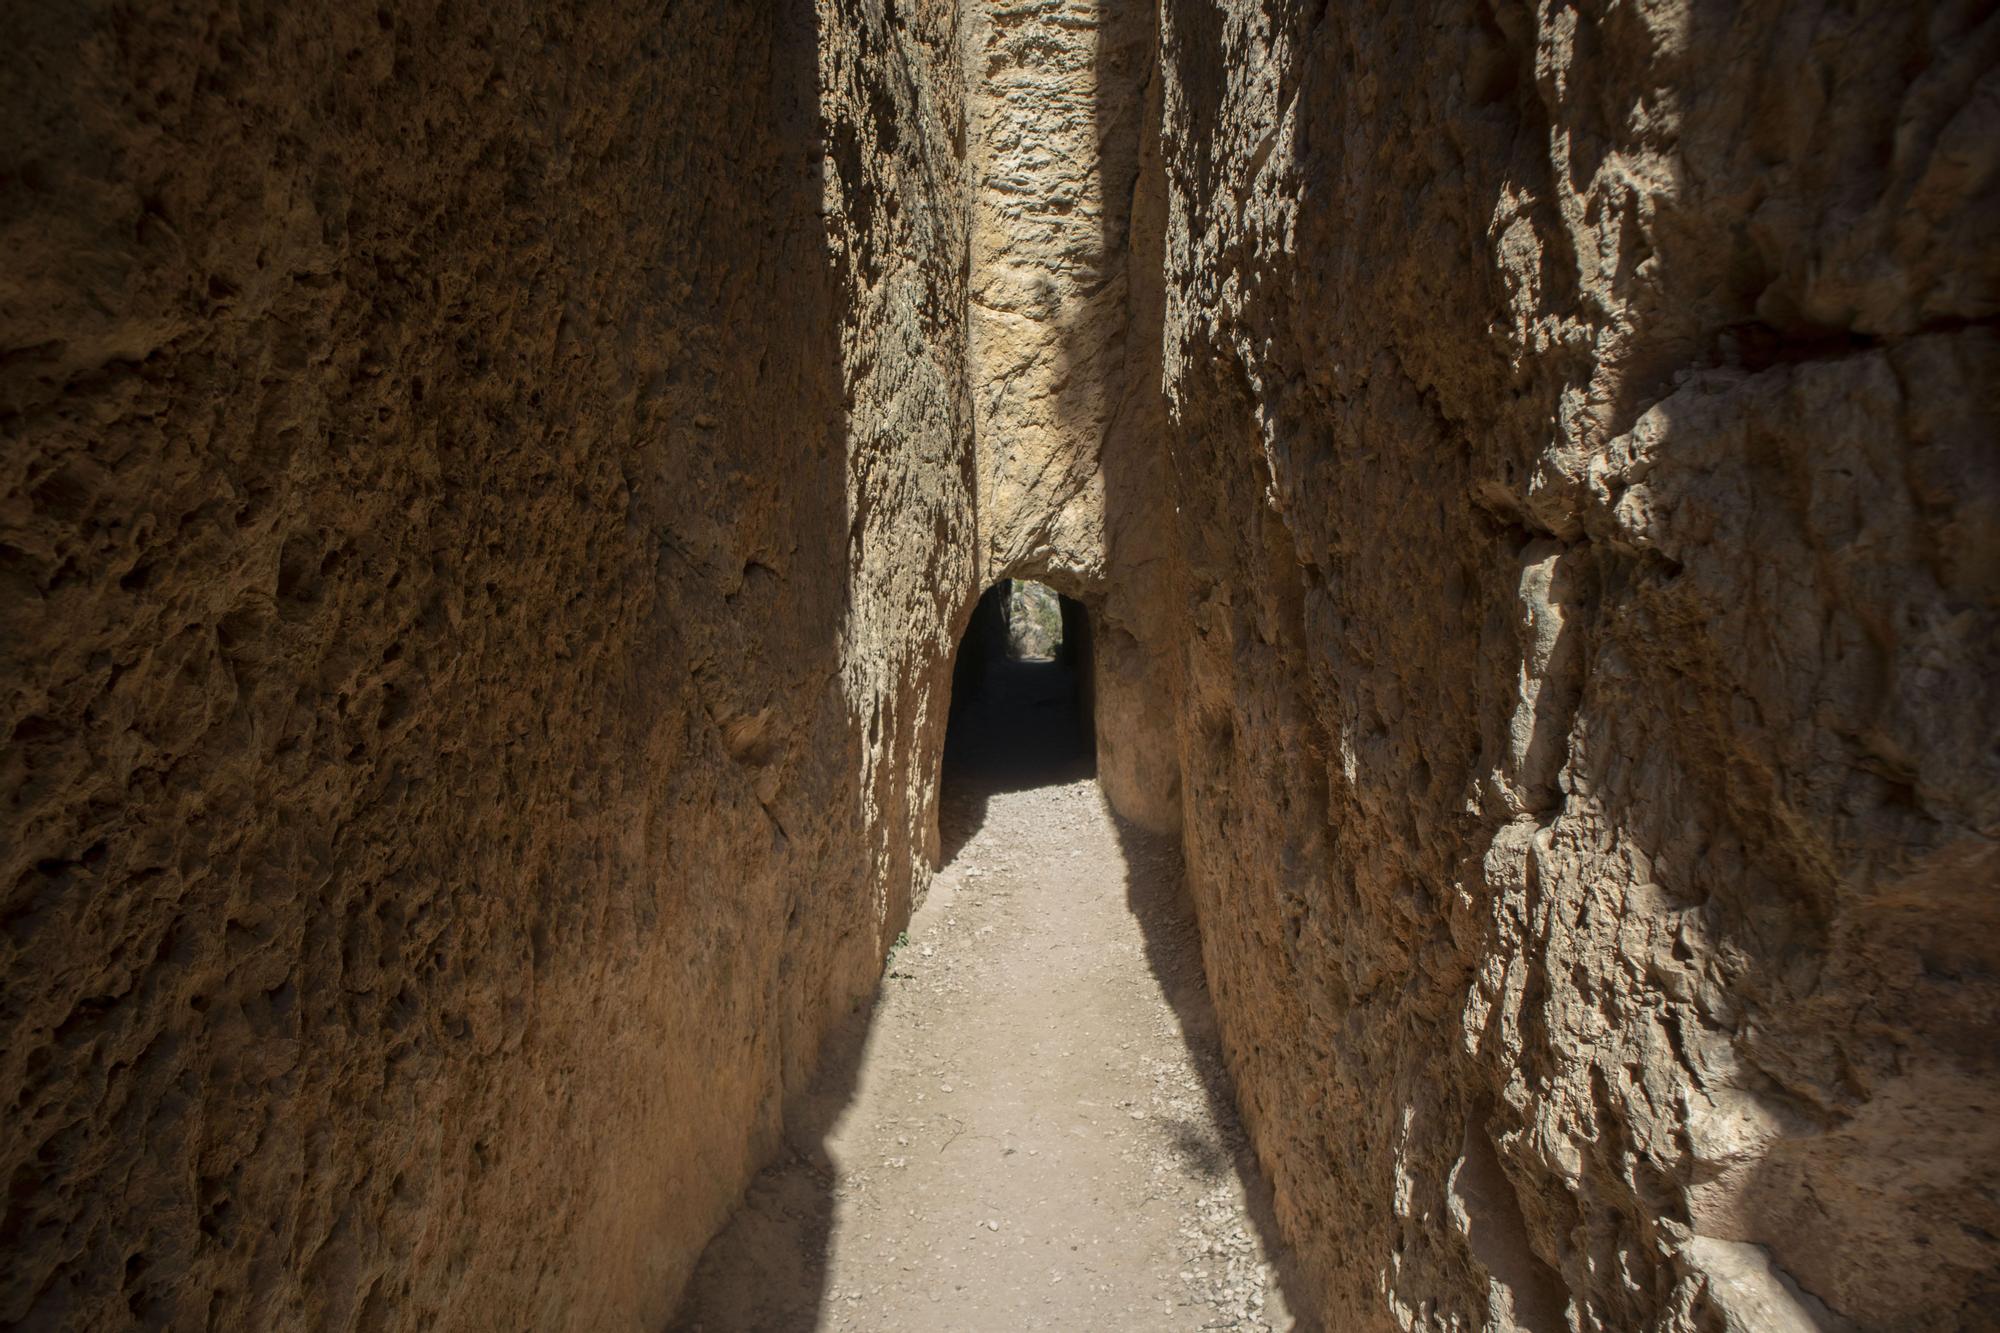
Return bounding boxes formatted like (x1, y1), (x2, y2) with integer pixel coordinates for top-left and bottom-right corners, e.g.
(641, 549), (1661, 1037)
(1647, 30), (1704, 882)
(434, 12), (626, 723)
(673, 657), (1306, 1331)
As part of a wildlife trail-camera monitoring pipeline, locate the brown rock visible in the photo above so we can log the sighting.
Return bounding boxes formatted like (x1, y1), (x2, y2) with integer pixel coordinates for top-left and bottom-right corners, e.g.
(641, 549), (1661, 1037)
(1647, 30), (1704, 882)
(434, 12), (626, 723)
(1155, 1), (1999, 1327)
(4, 0), (1994, 1328)
(2, 3), (971, 1326)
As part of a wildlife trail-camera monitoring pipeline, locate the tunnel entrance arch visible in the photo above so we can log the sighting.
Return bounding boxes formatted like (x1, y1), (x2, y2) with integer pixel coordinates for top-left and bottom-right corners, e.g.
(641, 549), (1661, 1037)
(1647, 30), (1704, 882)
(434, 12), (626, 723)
(939, 579), (1097, 862)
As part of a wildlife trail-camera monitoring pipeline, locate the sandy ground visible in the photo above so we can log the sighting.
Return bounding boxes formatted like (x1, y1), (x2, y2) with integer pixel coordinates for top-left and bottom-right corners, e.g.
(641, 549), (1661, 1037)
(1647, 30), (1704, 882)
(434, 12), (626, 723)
(671, 656), (1309, 1331)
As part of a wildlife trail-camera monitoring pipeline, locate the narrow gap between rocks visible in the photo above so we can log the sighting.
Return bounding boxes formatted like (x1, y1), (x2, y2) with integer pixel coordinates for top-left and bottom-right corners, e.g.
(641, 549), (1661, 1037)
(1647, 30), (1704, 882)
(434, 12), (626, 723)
(672, 585), (1312, 1331)
(942, 580), (1096, 860)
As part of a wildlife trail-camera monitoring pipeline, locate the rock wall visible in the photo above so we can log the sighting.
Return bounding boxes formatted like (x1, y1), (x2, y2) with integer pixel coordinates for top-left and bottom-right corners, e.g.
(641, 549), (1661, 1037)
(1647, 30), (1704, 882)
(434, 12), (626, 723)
(961, 0), (1181, 832)
(0, 1), (971, 1326)
(6, 0), (1996, 1327)
(1156, 1), (1999, 1330)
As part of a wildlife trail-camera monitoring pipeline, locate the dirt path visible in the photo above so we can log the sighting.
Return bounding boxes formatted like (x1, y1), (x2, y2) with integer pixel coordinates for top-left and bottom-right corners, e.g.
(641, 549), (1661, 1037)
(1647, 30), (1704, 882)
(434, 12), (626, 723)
(673, 658), (1307, 1331)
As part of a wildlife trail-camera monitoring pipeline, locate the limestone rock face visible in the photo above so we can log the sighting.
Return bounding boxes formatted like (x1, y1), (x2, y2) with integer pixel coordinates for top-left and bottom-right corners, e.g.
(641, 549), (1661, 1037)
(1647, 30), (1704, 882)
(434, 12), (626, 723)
(962, 0), (1182, 833)
(1155, 1), (1999, 1329)
(0, 1), (971, 1326)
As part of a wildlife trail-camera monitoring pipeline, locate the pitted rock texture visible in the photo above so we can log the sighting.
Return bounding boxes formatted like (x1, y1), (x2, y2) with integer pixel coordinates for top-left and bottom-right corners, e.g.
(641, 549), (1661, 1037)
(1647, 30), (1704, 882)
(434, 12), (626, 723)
(967, 0), (1140, 584)
(1, 1), (971, 1327)
(962, 0), (1181, 834)
(1156, 2), (1999, 1330)
(4, 0), (1997, 1329)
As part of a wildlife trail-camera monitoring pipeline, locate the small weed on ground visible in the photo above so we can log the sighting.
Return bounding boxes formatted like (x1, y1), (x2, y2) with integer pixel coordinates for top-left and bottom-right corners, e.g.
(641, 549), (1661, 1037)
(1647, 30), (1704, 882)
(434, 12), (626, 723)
(885, 930), (914, 980)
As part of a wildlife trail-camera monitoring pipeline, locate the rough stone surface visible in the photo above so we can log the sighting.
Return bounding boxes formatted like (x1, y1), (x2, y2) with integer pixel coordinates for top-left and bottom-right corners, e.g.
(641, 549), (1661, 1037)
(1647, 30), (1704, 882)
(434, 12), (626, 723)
(1, 1), (971, 1326)
(1155, 2), (2000, 1329)
(962, 0), (1181, 834)
(5, 0), (1997, 1328)
(674, 655), (1300, 1332)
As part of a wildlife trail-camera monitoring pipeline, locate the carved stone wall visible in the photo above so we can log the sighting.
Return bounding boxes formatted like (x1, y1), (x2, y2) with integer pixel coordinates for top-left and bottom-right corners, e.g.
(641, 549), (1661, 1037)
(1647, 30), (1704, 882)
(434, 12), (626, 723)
(1156, 2), (1999, 1327)
(0, 2), (972, 1325)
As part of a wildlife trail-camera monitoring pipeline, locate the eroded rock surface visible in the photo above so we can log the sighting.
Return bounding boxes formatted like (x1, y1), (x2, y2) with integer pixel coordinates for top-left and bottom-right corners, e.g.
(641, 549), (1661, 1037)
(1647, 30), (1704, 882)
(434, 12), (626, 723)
(962, 0), (1182, 834)
(1155, 2), (2000, 1328)
(3, 0), (1996, 1329)
(2, 2), (972, 1326)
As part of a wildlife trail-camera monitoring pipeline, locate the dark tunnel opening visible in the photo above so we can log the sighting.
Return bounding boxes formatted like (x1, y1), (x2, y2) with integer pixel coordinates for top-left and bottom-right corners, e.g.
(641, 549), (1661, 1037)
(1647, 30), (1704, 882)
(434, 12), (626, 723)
(940, 581), (1095, 860)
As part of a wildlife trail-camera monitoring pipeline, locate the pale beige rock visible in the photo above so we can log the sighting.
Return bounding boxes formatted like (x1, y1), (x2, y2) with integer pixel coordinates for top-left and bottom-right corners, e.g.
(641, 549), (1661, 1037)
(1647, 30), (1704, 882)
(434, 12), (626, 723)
(961, 0), (1182, 835)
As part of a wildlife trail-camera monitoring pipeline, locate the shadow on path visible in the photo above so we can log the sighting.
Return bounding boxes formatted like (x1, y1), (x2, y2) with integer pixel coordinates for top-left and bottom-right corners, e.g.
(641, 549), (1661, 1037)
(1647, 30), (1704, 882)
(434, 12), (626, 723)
(938, 653), (1095, 862)
(669, 636), (1315, 1330)
(1108, 812), (1320, 1330)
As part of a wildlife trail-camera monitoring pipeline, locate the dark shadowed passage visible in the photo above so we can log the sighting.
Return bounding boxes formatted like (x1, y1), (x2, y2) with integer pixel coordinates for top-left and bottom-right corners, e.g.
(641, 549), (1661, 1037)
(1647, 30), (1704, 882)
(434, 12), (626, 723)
(669, 584), (1312, 1331)
(942, 581), (1095, 859)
